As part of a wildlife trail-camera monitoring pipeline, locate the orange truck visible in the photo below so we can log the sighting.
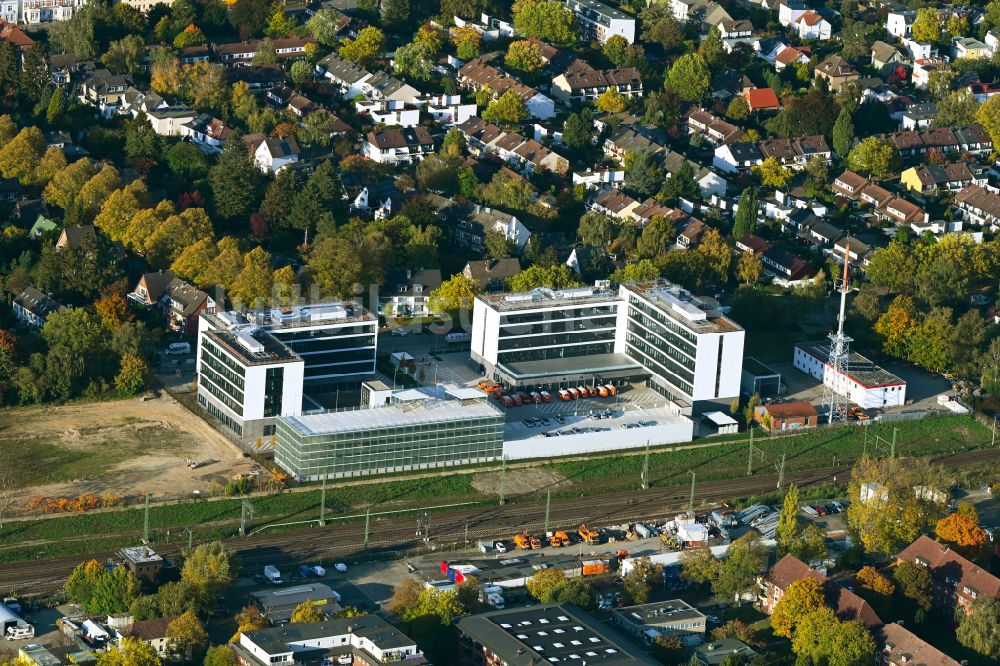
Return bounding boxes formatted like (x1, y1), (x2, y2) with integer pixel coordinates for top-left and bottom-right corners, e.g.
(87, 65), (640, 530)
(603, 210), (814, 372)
(549, 531), (571, 547)
(578, 523), (601, 544)
(514, 532), (532, 550)
(529, 534), (542, 549)
(582, 560), (610, 576)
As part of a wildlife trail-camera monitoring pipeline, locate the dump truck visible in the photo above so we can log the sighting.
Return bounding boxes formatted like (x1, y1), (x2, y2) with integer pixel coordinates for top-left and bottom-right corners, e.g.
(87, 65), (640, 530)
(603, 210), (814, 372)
(549, 531), (571, 547)
(514, 532), (532, 550)
(579, 523), (601, 544)
(530, 534), (542, 549)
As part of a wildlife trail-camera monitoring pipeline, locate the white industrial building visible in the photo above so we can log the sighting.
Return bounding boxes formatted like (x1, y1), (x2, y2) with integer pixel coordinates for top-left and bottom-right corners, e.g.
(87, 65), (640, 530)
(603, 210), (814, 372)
(197, 302), (378, 440)
(793, 342), (906, 410)
(471, 281), (745, 413)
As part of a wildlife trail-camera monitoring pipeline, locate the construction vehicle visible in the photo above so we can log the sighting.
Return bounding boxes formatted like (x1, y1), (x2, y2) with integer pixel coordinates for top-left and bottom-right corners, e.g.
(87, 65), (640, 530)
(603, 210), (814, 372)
(578, 523), (601, 544)
(514, 532), (533, 550)
(614, 549), (630, 559)
(529, 534), (542, 549)
(549, 531), (571, 547)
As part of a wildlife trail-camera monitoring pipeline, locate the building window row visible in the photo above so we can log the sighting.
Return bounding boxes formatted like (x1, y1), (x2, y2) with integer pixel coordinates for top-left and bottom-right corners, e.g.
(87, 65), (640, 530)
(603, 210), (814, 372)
(303, 361), (376, 378)
(496, 341), (615, 364)
(626, 320), (696, 372)
(625, 335), (694, 397)
(200, 363), (246, 406)
(202, 339), (247, 385)
(498, 316), (619, 338)
(199, 393), (243, 435)
(283, 335), (376, 354)
(274, 324), (376, 342)
(500, 305), (618, 326)
(199, 374), (245, 416)
(497, 328), (617, 352)
(627, 296), (698, 346)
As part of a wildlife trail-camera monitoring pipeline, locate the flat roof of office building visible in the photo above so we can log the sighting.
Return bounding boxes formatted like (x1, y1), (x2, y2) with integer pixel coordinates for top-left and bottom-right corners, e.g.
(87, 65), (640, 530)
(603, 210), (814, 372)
(457, 604), (658, 666)
(281, 396), (504, 436)
(204, 301), (375, 331)
(613, 599), (704, 627)
(624, 281), (743, 334)
(796, 342), (905, 389)
(205, 329), (301, 366)
(497, 353), (644, 381)
(478, 286), (620, 312)
(743, 357), (781, 377)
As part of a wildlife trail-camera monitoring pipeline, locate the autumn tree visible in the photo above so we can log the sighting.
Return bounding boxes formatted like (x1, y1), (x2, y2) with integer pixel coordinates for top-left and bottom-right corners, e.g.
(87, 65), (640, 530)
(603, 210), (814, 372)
(386, 578), (423, 617)
(776, 484), (801, 555)
(482, 90), (529, 128)
(595, 89), (627, 113)
(848, 137), (899, 177)
(512, 1), (577, 47)
(180, 541), (233, 592)
(339, 26), (384, 66)
(726, 96), (749, 120)
(115, 354), (149, 396)
(231, 605), (267, 641)
(737, 252), (761, 285)
(935, 503), (989, 548)
(165, 610), (208, 660)
(452, 25), (481, 60)
(505, 40), (544, 72)
(97, 637), (162, 666)
(912, 7), (941, 43)
(855, 566), (895, 597)
(430, 274), (481, 313)
(527, 568), (567, 601)
(622, 557), (663, 605)
(752, 156), (793, 189)
(771, 577), (824, 638)
(290, 599), (326, 623)
(230, 247), (274, 306)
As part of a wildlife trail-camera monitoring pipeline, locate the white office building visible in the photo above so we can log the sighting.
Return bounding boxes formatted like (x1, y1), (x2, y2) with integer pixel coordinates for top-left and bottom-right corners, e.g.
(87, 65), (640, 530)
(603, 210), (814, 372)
(564, 0), (636, 44)
(471, 281), (745, 412)
(197, 302), (378, 439)
(793, 342), (906, 409)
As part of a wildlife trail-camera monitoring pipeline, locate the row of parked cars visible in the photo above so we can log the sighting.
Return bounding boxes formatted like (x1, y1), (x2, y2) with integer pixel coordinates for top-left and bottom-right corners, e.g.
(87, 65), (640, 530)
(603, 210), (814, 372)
(802, 501), (845, 517)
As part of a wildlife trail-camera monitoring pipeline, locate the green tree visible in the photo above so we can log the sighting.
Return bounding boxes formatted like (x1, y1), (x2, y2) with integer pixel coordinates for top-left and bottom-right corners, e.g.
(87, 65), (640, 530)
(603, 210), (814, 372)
(544, 579), (596, 610)
(210, 135), (262, 221)
(771, 577), (825, 638)
(46, 87), (67, 125)
(482, 89), (529, 127)
(97, 637), (162, 666)
(527, 568), (567, 601)
(180, 542), (233, 592)
(792, 607), (876, 666)
(776, 484), (800, 555)
(166, 610), (208, 660)
(50, 8), (97, 60)
(260, 170), (298, 229)
(430, 274), (481, 312)
(506, 40), (545, 72)
(956, 597), (1000, 659)
(65, 560), (107, 608)
(833, 107), (855, 158)
(402, 588), (463, 625)
(392, 42), (434, 81)
(484, 228), (516, 260)
(19, 44), (49, 102)
(700, 26), (724, 67)
(893, 560), (933, 614)
(848, 137), (899, 177)
(91, 566), (140, 615)
(611, 260), (660, 283)
(714, 532), (766, 602)
(306, 9), (347, 46)
(622, 557), (663, 605)
(933, 89), (979, 128)
(452, 25), (481, 60)
(562, 108), (594, 150)
(0, 42), (16, 95)
(126, 113), (162, 161)
(624, 150), (663, 198)
(976, 95), (1000, 149)
(308, 235), (363, 298)
(680, 546), (722, 587)
(115, 354), (148, 396)
(339, 26), (385, 66)
(726, 96), (749, 121)
(380, 0), (409, 25)
(229, 0), (270, 38)
(602, 34), (629, 66)
(507, 264), (581, 291)
(102, 35), (147, 75)
(912, 7), (941, 43)
(512, 1), (577, 47)
(731, 188), (758, 239)
(203, 646), (237, 666)
(667, 53), (710, 102)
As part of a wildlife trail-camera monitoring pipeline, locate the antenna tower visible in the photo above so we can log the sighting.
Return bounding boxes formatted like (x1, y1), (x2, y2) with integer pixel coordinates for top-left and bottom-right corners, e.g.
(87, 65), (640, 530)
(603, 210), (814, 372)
(823, 243), (853, 424)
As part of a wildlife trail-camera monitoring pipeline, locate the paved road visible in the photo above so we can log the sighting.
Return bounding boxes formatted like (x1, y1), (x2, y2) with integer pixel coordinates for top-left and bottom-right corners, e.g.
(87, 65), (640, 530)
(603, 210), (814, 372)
(3, 447), (998, 597)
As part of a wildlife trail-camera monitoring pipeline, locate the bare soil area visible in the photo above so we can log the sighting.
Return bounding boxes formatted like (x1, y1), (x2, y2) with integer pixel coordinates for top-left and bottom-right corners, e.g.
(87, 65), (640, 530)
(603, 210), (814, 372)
(0, 394), (254, 504)
(471, 467), (572, 497)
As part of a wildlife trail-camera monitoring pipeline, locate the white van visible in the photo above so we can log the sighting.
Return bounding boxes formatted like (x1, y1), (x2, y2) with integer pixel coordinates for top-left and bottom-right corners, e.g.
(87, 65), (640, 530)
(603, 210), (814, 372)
(165, 342), (191, 355)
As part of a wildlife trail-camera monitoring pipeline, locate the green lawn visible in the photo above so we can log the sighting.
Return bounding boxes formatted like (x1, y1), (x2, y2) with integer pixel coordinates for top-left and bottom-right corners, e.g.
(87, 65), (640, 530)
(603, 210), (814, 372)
(0, 414), (990, 563)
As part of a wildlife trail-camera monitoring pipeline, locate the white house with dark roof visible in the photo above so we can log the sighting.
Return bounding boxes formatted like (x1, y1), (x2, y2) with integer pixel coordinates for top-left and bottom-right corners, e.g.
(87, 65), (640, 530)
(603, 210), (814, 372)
(13, 286), (64, 328)
(379, 268), (443, 317)
(713, 141), (763, 173)
(363, 127), (435, 164)
(247, 135), (300, 173)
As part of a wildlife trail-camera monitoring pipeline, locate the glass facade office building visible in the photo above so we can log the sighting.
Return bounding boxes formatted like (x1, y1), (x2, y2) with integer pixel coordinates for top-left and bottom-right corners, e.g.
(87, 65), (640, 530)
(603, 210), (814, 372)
(275, 401), (504, 480)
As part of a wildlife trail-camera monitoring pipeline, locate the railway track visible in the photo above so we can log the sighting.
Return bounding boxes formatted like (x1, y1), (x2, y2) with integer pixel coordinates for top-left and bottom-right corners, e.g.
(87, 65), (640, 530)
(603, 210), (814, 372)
(1, 447), (996, 595)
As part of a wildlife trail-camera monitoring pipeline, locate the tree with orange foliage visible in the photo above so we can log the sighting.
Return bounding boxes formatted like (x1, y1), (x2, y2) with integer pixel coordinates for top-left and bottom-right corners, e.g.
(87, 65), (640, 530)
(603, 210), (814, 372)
(95, 293), (133, 330)
(0, 328), (15, 352)
(936, 503), (989, 548)
(856, 566), (895, 597)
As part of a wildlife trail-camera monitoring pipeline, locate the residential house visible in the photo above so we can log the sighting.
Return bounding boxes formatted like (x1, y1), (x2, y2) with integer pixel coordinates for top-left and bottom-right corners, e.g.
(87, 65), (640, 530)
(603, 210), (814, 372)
(380, 268), (442, 318)
(457, 59), (555, 120)
(859, 183), (892, 209)
(671, 0), (732, 32)
(49, 53), (82, 86)
(969, 82), (1000, 103)
(754, 401), (817, 431)
(833, 236), (871, 264)
(900, 163), (980, 194)
(355, 98), (420, 127)
(224, 66), (284, 91)
(896, 535), (1000, 614)
(603, 126), (666, 162)
(117, 618), (177, 660)
(814, 55), (859, 92)
(901, 102), (937, 130)
(713, 141), (763, 173)
(551, 61), (643, 106)
(795, 11), (831, 40)
(565, 0), (636, 43)
(316, 52), (372, 98)
(685, 109), (746, 146)
(743, 87), (780, 113)
(832, 170), (869, 199)
(117, 546), (165, 585)
(757, 136), (832, 170)
(178, 45), (211, 64)
(78, 69), (133, 118)
(463, 258), (522, 291)
(663, 150), (727, 198)
(0, 19), (32, 53)
(759, 555), (883, 627)
(762, 247), (819, 287)
(875, 196), (928, 226)
(778, 2), (808, 26)
(128, 270), (216, 335)
(182, 115), (233, 152)
(955, 125), (993, 154)
(956, 184), (1000, 228)
(886, 9), (916, 39)
(454, 205), (532, 254)
(695, 640), (757, 665)
(215, 38), (314, 67)
(772, 45), (810, 71)
(146, 106), (199, 137)
(425, 94), (478, 127)
(677, 218), (708, 248)
(458, 117), (569, 175)
(56, 224), (96, 252)
(718, 19), (753, 49)
(736, 234), (771, 255)
(987, 29), (1000, 54)
(872, 41), (907, 70)
(363, 127), (434, 165)
(591, 187), (640, 221)
(246, 134), (299, 173)
(953, 36), (990, 60)
(877, 623), (961, 666)
(802, 220), (843, 246)
(913, 57), (946, 89)
(22, 0), (84, 23)
(360, 70), (423, 106)
(12, 286), (63, 328)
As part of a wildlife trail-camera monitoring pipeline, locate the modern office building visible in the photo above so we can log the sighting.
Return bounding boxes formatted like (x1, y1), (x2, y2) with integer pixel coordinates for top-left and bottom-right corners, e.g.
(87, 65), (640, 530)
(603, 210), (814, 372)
(196, 301), (377, 440)
(275, 384), (504, 480)
(612, 600), (707, 646)
(471, 281), (745, 412)
(456, 605), (658, 666)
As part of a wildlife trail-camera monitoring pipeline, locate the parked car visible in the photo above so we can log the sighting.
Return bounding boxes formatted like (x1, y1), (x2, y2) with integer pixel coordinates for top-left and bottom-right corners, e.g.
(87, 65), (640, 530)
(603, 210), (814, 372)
(802, 505), (818, 516)
(813, 505), (828, 516)
(494, 541), (508, 553)
(334, 563), (348, 573)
